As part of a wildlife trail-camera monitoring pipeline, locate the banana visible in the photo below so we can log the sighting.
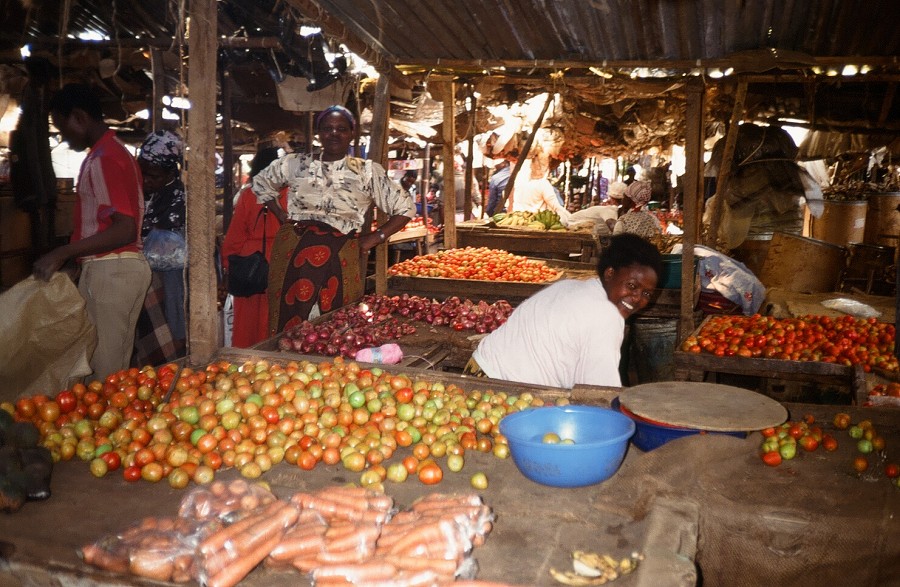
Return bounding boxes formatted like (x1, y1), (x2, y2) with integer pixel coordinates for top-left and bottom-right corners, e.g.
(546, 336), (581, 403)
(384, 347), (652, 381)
(492, 213), (507, 224)
(549, 569), (609, 586)
(550, 551), (642, 586)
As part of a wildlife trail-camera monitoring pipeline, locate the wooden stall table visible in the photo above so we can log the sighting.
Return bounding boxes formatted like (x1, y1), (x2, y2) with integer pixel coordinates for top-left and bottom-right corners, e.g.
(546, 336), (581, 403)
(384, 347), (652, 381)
(456, 220), (597, 263)
(2, 353), (898, 587)
(387, 223), (430, 259)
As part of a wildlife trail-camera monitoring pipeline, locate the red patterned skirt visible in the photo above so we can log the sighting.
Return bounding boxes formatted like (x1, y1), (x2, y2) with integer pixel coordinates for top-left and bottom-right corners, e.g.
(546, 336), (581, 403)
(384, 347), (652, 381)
(267, 220), (363, 336)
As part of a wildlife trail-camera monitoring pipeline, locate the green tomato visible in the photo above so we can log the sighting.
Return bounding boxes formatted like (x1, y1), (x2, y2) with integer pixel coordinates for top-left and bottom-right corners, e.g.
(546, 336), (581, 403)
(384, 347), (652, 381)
(849, 426), (864, 440)
(386, 462), (408, 483)
(89, 457), (108, 478)
(470, 472), (488, 490)
(542, 432), (561, 444)
(348, 390), (366, 409)
(447, 453), (465, 473)
(857, 439), (874, 454)
(779, 442), (797, 460)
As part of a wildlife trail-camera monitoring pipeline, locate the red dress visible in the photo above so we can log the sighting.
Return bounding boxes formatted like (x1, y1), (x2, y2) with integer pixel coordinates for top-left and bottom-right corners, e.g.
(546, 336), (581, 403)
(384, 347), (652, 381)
(221, 186), (286, 347)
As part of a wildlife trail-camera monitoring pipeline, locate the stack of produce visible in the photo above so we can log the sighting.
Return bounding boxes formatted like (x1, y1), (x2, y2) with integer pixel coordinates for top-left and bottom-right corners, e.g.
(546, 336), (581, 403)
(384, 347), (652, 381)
(82, 481), (497, 587)
(278, 293), (515, 356)
(680, 314), (896, 372)
(492, 210), (564, 230)
(9, 358), (552, 490)
(388, 247), (561, 282)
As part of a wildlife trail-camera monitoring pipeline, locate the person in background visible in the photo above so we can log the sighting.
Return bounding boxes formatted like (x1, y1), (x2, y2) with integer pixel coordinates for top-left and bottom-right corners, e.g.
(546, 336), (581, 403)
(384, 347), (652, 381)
(595, 169), (609, 203)
(485, 159), (511, 217)
(467, 233), (661, 388)
(252, 105), (415, 334)
(613, 180), (663, 239)
(454, 166), (481, 220)
(510, 158), (570, 220)
(34, 83), (151, 380)
(400, 170), (418, 198)
(132, 130), (186, 365)
(221, 147), (284, 347)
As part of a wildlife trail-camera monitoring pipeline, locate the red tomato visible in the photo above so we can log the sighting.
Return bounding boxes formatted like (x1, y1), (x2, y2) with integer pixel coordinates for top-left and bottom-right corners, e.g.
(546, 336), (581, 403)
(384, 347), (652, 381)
(885, 464), (900, 479)
(761, 451), (782, 467)
(123, 465), (142, 482)
(852, 456), (869, 473)
(822, 435), (838, 452)
(100, 451), (122, 471)
(418, 461), (443, 485)
(56, 391), (77, 414)
(798, 435), (819, 452)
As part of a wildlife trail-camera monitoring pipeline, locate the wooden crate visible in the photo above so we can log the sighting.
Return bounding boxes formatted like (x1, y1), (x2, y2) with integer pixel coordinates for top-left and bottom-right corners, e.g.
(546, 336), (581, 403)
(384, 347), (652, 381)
(674, 317), (868, 405)
(456, 222), (597, 262)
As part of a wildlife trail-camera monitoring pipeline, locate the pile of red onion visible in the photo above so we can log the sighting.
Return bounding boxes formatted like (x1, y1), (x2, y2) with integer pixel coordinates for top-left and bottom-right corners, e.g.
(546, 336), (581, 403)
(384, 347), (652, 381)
(277, 293), (514, 357)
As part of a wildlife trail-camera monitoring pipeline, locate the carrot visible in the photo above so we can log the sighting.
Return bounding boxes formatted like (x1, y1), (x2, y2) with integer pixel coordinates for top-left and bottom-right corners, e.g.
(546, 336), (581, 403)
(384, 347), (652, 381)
(325, 523), (380, 553)
(290, 555), (321, 572)
(315, 547), (372, 564)
(80, 543), (129, 574)
(390, 553), (459, 576)
(399, 569), (454, 587)
(387, 520), (456, 556)
(205, 534), (281, 587)
(312, 560), (397, 581)
(199, 500), (288, 555)
(231, 502), (299, 549)
(267, 530), (327, 561)
(129, 548), (175, 581)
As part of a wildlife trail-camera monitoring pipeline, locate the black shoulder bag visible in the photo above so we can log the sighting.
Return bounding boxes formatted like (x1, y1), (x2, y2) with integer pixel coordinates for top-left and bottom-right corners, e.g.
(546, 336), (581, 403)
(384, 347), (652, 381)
(227, 207), (270, 297)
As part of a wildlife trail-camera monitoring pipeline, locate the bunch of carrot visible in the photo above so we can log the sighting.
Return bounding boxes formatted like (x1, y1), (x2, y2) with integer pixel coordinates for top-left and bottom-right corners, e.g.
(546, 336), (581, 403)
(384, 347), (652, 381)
(305, 491), (495, 586)
(266, 486), (395, 571)
(179, 478), (278, 523)
(80, 516), (219, 583)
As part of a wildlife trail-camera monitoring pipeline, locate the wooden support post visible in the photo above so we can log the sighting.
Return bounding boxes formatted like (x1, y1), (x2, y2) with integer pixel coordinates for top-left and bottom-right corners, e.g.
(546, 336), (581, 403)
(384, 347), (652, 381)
(149, 48), (165, 132)
(464, 88), (476, 220)
(497, 92), (553, 213)
(681, 79), (706, 341)
(185, 0), (218, 363)
(440, 79), (457, 248)
(221, 68), (234, 232)
(369, 67), (392, 294)
(707, 79), (747, 248)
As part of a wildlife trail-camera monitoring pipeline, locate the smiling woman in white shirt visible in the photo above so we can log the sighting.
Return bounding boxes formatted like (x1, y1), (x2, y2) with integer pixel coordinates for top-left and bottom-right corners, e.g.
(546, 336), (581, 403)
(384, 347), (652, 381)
(467, 233), (662, 389)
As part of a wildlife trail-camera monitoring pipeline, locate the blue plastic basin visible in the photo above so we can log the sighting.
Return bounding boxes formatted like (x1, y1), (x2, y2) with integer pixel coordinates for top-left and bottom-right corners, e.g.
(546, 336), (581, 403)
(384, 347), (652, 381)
(498, 405), (635, 488)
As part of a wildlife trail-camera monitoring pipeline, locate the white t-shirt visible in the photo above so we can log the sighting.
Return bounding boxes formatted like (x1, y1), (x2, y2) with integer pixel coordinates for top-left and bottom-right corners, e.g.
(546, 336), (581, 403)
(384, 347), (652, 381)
(472, 278), (625, 389)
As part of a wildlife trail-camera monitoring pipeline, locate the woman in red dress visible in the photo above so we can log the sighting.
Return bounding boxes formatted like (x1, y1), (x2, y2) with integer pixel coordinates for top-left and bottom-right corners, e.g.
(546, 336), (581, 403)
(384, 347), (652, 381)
(221, 148), (285, 347)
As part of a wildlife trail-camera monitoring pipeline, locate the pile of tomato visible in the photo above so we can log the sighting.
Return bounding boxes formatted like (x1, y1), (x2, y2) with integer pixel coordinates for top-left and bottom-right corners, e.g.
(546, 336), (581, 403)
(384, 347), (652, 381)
(680, 314), (897, 372)
(758, 413), (899, 488)
(3, 358), (551, 491)
(387, 247), (561, 283)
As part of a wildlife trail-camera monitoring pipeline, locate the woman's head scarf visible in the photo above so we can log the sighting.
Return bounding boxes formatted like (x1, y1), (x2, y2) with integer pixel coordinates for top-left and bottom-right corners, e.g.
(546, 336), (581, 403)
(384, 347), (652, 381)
(608, 181), (628, 200)
(138, 130), (183, 172)
(315, 105), (356, 131)
(624, 181), (652, 207)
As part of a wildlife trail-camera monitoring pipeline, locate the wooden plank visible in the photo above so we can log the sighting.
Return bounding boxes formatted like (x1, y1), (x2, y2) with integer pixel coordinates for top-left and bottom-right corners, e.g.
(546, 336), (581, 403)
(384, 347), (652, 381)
(680, 79), (705, 343)
(370, 67), (392, 295)
(185, 0), (219, 365)
(440, 79), (457, 248)
(496, 92), (554, 213)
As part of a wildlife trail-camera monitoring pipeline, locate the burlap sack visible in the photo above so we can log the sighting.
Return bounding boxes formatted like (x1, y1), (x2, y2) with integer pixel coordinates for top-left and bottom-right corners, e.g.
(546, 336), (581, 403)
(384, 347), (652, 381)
(0, 273), (96, 400)
(592, 431), (900, 586)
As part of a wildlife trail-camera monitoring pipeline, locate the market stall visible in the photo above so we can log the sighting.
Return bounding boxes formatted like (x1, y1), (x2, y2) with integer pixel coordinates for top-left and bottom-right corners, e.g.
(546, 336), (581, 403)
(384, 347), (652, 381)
(1, 355), (899, 587)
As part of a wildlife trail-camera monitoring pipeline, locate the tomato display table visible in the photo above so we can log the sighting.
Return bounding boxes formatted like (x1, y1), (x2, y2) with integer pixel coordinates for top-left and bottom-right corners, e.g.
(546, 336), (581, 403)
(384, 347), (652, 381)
(674, 317), (870, 405)
(2, 353), (899, 587)
(386, 257), (596, 305)
(456, 221), (598, 263)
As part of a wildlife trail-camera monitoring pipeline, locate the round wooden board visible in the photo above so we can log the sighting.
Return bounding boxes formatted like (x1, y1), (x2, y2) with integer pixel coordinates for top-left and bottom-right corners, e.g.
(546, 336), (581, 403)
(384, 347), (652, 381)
(618, 381), (788, 432)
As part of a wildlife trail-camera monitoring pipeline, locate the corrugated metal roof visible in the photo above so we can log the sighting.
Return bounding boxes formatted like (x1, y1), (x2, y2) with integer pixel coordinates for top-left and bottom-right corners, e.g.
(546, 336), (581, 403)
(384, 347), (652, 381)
(2, 0), (900, 157)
